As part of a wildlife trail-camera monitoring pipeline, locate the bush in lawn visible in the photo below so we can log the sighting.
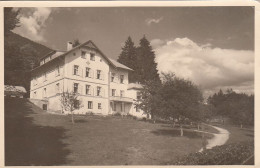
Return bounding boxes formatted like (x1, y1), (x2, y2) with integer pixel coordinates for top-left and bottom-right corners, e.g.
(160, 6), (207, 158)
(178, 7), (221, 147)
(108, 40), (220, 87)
(172, 140), (254, 165)
(113, 112), (122, 116)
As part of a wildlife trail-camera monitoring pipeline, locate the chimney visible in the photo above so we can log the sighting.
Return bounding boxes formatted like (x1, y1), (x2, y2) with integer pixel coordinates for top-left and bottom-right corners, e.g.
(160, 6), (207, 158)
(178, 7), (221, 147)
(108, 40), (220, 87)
(67, 41), (73, 51)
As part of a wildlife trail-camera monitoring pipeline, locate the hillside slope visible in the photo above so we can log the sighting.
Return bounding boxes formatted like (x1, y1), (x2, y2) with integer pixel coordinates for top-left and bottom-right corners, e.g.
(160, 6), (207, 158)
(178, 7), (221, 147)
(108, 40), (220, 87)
(4, 32), (53, 97)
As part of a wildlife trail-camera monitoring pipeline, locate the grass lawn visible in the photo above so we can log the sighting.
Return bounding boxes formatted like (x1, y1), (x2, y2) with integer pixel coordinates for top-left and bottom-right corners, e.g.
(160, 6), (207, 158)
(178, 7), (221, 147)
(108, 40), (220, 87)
(5, 98), (209, 166)
(212, 124), (254, 144)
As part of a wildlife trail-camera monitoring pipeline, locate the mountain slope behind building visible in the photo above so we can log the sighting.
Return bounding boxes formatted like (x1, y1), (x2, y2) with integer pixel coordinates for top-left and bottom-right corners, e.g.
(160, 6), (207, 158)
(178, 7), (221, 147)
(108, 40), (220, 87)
(4, 32), (53, 97)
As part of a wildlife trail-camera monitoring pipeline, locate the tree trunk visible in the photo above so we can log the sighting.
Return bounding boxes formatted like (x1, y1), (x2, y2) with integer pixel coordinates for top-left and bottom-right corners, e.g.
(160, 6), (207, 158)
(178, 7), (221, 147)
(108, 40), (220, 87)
(71, 112), (74, 124)
(197, 123), (200, 130)
(180, 125), (183, 136)
(171, 121), (175, 128)
(240, 124), (243, 129)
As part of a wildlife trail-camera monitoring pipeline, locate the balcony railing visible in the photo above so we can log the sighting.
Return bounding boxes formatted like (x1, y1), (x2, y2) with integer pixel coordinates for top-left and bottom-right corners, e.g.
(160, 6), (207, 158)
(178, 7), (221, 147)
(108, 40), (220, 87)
(110, 96), (133, 103)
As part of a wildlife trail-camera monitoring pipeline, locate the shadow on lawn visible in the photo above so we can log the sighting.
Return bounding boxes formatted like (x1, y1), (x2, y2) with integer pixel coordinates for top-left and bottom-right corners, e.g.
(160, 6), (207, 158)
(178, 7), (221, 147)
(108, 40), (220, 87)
(75, 119), (88, 123)
(151, 129), (201, 139)
(5, 98), (70, 166)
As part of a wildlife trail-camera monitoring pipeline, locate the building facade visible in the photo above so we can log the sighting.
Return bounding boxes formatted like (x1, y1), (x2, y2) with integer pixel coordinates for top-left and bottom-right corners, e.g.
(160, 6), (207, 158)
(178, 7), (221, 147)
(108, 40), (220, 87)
(30, 40), (147, 118)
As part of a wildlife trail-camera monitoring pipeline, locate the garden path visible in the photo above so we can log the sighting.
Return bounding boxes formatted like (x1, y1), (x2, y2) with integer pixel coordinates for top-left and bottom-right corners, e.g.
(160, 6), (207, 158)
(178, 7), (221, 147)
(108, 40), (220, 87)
(198, 124), (230, 152)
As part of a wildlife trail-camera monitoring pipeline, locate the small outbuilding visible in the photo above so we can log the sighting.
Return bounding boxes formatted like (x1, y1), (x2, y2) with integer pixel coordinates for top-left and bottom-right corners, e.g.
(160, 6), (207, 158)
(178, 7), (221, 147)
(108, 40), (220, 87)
(4, 85), (27, 98)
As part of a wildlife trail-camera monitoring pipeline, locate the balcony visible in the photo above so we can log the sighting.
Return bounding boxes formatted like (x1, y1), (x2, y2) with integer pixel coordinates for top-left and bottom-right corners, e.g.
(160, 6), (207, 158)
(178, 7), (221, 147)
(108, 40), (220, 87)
(110, 96), (133, 103)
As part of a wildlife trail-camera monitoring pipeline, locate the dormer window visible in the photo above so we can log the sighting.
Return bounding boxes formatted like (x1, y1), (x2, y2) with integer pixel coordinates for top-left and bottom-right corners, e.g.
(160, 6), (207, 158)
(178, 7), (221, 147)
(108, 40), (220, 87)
(90, 53), (95, 61)
(81, 51), (86, 59)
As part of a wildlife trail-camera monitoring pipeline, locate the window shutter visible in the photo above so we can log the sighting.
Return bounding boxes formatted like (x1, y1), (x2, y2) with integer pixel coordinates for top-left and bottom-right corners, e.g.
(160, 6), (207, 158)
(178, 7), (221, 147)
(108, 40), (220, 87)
(101, 71), (105, 80)
(93, 87), (95, 96)
(72, 66), (74, 75)
(102, 88), (105, 97)
(79, 84), (82, 94)
(81, 67), (83, 77)
(88, 85), (92, 95)
(116, 74), (119, 83)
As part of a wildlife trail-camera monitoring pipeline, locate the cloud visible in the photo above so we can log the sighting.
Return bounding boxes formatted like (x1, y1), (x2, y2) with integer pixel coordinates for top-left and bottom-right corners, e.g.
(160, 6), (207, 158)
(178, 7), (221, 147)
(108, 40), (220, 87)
(151, 38), (254, 96)
(13, 7), (53, 42)
(145, 17), (163, 26)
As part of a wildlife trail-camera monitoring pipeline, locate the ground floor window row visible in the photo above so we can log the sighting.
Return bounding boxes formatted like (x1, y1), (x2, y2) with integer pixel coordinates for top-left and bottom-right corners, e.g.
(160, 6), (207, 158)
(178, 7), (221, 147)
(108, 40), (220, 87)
(74, 100), (102, 110)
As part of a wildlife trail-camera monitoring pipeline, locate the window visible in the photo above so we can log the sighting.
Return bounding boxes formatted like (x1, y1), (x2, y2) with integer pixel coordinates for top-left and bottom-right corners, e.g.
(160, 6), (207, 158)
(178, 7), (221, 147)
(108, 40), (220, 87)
(43, 88), (47, 98)
(45, 57), (50, 63)
(86, 85), (90, 95)
(137, 92), (141, 100)
(112, 89), (116, 96)
(88, 101), (93, 109)
(40, 60), (44, 65)
(113, 103), (117, 111)
(98, 103), (102, 109)
(120, 75), (124, 83)
(74, 83), (79, 93)
(81, 51), (86, 59)
(121, 103), (124, 112)
(44, 72), (47, 81)
(90, 53), (95, 61)
(74, 100), (80, 109)
(120, 90), (124, 97)
(55, 66), (60, 76)
(111, 73), (115, 82)
(56, 83), (60, 93)
(74, 65), (79, 75)
(97, 86), (101, 96)
(85, 68), (90, 77)
(97, 70), (101, 79)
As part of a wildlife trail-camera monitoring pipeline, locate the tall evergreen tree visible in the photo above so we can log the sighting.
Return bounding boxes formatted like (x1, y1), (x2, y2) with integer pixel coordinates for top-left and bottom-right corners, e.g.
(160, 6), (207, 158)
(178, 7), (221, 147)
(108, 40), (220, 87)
(136, 35), (160, 84)
(117, 36), (138, 83)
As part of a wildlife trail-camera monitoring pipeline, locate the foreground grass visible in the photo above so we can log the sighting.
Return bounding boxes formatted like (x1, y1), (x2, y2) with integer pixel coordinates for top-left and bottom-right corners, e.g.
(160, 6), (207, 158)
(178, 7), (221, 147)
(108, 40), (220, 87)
(5, 98), (209, 166)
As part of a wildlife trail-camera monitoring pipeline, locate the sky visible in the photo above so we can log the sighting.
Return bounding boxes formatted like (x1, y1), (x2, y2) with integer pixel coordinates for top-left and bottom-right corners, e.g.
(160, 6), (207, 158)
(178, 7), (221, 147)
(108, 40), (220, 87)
(12, 7), (254, 97)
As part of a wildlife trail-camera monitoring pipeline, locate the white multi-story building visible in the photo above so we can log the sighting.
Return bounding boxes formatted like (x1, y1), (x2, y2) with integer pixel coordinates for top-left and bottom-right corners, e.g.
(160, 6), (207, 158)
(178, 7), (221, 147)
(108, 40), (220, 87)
(30, 40), (147, 118)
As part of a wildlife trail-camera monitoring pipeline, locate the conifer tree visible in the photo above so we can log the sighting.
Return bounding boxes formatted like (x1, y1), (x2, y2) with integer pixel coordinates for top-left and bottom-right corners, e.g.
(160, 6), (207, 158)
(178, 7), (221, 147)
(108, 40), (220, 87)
(136, 35), (160, 84)
(117, 36), (138, 83)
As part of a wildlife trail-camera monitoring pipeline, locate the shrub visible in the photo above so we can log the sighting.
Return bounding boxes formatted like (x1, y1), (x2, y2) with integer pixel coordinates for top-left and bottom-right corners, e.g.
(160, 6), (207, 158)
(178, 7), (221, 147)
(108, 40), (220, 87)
(113, 112), (121, 116)
(172, 140), (254, 165)
(85, 111), (94, 116)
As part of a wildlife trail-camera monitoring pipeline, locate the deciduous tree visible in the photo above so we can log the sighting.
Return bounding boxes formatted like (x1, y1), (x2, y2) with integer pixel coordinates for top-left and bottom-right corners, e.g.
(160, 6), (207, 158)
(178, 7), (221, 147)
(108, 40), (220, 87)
(60, 91), (82, 124)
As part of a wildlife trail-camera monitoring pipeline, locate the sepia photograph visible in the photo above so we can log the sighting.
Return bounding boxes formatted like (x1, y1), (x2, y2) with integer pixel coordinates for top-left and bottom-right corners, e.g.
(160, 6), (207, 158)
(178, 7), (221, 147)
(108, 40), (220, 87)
(3, 3), (256, 166)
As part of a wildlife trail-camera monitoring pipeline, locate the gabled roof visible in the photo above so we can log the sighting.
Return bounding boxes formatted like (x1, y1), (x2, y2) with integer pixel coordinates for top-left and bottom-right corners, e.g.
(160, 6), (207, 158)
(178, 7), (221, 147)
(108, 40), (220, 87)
(109, 58), (133, 71)
(32, 40), (133, 71)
